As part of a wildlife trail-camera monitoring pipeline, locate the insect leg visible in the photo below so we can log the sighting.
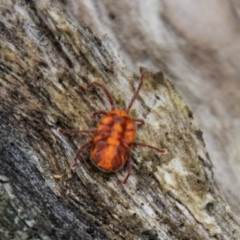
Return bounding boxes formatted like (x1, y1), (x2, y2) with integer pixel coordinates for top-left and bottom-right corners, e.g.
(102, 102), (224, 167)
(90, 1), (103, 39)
(116, 155), (132, 186)
(87, 82), (115, 111)
(90, 110), (107, 119)
(125, 68), (147, 113)
(132, 118), (145, 128)
(57, 128), (96, 134)
(133, 141), (167, 154)
(71, 140), (93, 169)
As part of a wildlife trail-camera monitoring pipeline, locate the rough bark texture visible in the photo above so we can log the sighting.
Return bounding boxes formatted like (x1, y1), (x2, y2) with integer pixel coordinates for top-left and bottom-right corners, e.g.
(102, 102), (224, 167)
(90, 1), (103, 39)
(0, 1), (239, 240)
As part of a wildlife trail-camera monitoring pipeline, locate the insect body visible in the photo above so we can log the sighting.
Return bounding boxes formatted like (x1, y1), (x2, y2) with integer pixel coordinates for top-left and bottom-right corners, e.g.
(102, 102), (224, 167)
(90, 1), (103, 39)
(91, 110), (136, 172)
(58, 69), (166, 185)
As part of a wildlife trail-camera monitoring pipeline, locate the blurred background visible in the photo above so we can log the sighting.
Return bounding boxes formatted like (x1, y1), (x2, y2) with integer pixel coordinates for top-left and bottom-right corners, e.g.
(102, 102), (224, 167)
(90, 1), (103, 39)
(62, 0), (240, 214)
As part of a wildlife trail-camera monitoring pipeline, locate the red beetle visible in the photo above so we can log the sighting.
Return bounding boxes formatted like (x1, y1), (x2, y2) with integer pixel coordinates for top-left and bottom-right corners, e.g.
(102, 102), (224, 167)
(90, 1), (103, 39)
(58, 69), (166, 185)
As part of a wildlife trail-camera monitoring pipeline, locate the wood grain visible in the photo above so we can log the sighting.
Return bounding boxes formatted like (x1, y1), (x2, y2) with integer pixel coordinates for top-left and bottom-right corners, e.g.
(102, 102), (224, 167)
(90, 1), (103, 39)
(0, 1), (239, 239)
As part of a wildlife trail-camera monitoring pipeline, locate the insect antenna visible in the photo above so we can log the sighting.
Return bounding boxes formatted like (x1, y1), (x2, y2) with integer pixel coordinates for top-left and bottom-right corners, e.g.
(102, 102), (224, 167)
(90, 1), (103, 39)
(125, 68), (147, 113)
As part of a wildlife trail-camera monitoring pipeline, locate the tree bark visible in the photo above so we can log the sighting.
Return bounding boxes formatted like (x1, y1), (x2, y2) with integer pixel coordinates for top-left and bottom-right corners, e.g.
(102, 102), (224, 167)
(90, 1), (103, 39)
(0, 1), (239, 240)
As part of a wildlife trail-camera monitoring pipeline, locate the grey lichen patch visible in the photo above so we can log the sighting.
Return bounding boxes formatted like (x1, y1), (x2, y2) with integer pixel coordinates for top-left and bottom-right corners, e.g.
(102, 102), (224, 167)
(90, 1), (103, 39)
(132, 71), (224, 236)
(154, 157), (221, 236)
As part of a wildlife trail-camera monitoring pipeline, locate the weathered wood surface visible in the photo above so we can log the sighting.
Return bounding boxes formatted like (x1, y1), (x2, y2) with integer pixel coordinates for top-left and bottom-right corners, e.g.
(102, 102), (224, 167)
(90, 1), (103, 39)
(0, 1), (239, 239)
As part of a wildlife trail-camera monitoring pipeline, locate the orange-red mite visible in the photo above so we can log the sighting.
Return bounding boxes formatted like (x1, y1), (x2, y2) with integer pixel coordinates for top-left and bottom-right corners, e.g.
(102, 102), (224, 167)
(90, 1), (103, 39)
(92, 110), (136, 172)
(58, 69), (166, 185)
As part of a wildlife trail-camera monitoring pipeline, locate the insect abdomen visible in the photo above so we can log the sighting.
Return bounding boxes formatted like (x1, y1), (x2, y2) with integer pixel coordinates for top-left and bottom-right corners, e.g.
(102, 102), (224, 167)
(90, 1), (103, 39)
(91, 142), (128, 171)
